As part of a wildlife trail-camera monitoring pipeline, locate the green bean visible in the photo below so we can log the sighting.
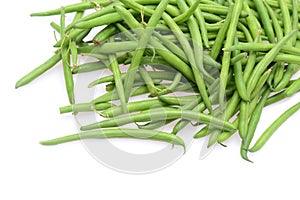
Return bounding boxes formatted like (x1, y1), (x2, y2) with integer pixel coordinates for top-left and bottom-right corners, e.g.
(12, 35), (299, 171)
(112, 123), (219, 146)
(175, 93), (218, 135)
(249, 101), (300, 152)
(219, 0), (243, 110)
(50, 22), (60, 33)
(224, 43), (300, 56)
(265, 0), (295, 10)
(62, 46), (75, 104)
(265, 91), (286, 106)
(232, 36), (249, 102)
(176, 0), (210, 85)
(70, 41), (78, 67)
(60, 102), (112, 114)
(251, 68), (272, 99)
(165, 5), (181, 17)
(157, 72), (183, 96)
(202, 12), (224, 22)
(237, 22), (253, 42)
(274, 54), (300, 64)
(238, 101), (249, 139)
(72, 61), (107, 74)
(273, 42), (300, 91)
(54, 29), (89, 47)
(40, 128), (185, 151)
(139, 66), (158, 97)
(210, 4), (233, 60)
(158, 95), (199, 106)
(253, 0), (275, 43)
(60, 7), (75, 104)
(197, 4), (248, 17)
(31, 0), (113, 16)
(243, 0), (261, 39)
(80, 108), (236, 131)
(173, 0), (201, 24)
(241, 89), (271, 161)
(101, 99), (166, 117)
(152, 31), (187, 62)
(107, 38), (127, 113)
(15, 53), (61, 88)
(187, 0), (210, 48)
(206, 22), (222, 32)
(93, 25), (117, 45)
(264, 1), (283, 41)
(285, 78), (300, 97)
(93, 83), (191, 104)
(230, 52), (248, 65)
(137, 119), (174, 130)
(246, 30), (297, 96)
(273, 63), (285, 87)
(292, 0), (298, 45)
(218, 88), (264, 143)
(89, 70), (177, 87)
(74, 12), (129, 29)
(279, 0), (292, 39)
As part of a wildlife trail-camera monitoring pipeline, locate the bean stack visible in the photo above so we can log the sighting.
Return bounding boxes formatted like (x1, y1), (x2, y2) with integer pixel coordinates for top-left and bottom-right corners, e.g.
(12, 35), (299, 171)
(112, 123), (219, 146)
(16, 0), (300, 161)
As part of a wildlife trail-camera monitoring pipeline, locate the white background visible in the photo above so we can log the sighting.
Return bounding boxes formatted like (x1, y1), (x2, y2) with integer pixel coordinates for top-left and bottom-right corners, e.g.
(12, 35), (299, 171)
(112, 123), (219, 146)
(1, 0), (300, 199)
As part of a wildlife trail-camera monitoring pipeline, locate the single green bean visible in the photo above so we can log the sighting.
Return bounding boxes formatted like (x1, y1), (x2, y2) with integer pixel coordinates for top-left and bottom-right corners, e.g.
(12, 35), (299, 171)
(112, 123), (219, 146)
(158, 95), (199, 106)
(285, 77), (300, 97)
(108, 37), (127, 113)
(72, 61), (107, 74)
(93, 25), (117, 45)
(50, 22), (60, 33)
(101, 99), (166, 117)
(137, 119), (175, 130)
(15, 53), (61, 88)
(40, 128), (185, 152)
(232, 36), (250, 102)
(139, 66), (158, 97)
(249, 101), (300, 152)
(60, 102), (112, 114)
(31, 0), (113, 16)
(70, 41), (78, 67)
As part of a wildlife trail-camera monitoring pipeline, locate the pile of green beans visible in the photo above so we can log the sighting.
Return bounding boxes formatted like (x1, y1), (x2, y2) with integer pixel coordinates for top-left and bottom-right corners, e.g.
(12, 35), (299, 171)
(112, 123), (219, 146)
(16, 0), (300, 162)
